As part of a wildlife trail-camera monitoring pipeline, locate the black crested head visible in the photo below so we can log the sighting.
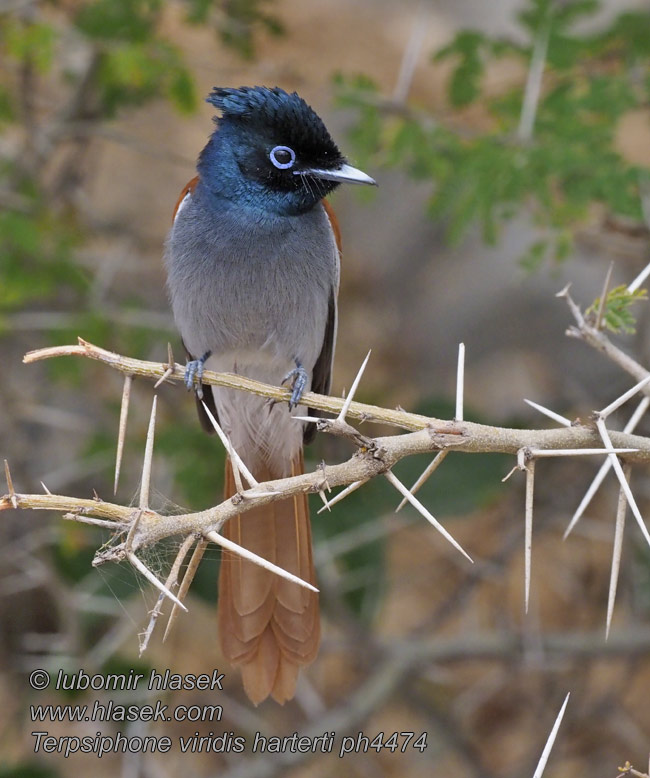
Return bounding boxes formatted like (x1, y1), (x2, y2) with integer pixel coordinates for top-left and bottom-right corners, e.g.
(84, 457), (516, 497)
(206, 85), (343, 170)
(199, 85), (349, 215)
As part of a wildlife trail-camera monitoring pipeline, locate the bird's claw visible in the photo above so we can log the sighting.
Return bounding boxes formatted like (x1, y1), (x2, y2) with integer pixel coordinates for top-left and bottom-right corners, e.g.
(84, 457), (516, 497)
(184, 351), (211, 399)
(282, 363), (308, 409)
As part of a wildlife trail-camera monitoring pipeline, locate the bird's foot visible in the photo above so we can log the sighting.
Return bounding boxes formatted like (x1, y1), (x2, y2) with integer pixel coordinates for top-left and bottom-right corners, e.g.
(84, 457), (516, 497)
(184, 351), (211, 399)
(281, 361), (308, 410)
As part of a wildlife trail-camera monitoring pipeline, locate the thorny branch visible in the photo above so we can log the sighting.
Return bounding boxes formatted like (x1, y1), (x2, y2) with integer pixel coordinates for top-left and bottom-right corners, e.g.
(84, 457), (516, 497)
(3, 279), (650, 658)
(7, 326), (650, 559)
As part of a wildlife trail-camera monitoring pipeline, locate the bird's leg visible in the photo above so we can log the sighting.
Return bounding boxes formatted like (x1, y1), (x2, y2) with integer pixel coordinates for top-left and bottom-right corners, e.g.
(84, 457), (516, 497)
(184, 351), (211, 399)
(282, 359), (309, 410)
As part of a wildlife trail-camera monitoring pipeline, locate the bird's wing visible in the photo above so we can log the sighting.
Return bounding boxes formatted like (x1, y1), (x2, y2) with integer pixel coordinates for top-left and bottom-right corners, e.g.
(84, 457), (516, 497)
(172, 175), (199, 223)
(304, 199), (340, 444)
(173, 176), (219, 433)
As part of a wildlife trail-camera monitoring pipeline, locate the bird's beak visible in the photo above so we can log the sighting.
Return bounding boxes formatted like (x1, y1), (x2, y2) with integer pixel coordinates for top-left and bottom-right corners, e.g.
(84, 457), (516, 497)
(295, 163), (377, 186)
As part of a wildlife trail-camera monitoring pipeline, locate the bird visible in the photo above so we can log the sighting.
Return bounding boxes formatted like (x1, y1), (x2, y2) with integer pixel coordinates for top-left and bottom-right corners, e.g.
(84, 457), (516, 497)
(164, 85), (376, 704)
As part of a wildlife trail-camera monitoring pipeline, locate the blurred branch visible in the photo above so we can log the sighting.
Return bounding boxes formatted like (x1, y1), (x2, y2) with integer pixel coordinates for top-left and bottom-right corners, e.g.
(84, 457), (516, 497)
(207, 630), (650, 778)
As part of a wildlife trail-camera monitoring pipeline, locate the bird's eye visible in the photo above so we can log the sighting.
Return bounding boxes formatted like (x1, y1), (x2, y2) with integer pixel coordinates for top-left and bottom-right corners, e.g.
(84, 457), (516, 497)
(269, 145), (296, 170)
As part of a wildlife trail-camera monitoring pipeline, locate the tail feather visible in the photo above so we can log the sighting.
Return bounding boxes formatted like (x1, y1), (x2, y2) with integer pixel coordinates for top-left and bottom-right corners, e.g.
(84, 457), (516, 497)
(217, 453), (319, 705)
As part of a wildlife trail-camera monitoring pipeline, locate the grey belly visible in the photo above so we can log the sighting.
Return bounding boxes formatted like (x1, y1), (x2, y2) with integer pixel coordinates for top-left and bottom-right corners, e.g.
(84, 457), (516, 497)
(165, 200), (338, 472)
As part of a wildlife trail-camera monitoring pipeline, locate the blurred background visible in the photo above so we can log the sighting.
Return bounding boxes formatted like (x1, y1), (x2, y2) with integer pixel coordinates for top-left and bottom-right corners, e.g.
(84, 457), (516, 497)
(2, 0), (650, 775)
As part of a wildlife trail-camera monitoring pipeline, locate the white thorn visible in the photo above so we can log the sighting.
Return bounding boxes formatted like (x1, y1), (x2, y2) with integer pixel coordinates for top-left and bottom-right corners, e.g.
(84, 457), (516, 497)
(596, 417), (650, 549)
(564, 396), (650, 539)
(524, 459), (536, 614)
(40, 481), (51, 495)
(624, 396), (650, 433)
(338, 350), (371, 422)
(528, 448), (638, 457)
(154, 367), (173, 389)
(564, 457), (611, 539)
(595, 260), (614, 331)
(140, 533), (195, 654)
(396, 450), (449, 512)
(201, 401), (257, 487)
(127, 552), (188, 611)
(599, 375), (650, 419)
(455, 342), (465, 421)
(293, 415), (327, 424)
(523, 399), (572, 427)
(114, 374), (133, 495)
(63, 514), (125, 529)
(317, 479), (366, 513)
(628, 259), (650, 293)
(164, 538), (208, 643)
(139, 395), (157, 510)
(384, 470), (473, 562)
(4, 459), (17, 508)
(204, 530), (318, 592)
(606, 463), (630, 640)
(532, 693), (570, 778)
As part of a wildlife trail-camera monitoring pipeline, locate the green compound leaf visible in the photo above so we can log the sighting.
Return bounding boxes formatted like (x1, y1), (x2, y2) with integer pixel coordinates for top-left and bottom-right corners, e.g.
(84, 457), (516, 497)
(586, 284), (648, 334)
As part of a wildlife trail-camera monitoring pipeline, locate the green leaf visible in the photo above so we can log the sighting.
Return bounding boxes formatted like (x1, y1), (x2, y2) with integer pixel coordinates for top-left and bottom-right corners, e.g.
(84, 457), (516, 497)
(519, 239), (549, 272)
(75, 0), (162, 43)
(96, 41), (197, 115)
(434, 31), (488, 107)
(585, 285), (648, 334)
(2, 20), (57, 73)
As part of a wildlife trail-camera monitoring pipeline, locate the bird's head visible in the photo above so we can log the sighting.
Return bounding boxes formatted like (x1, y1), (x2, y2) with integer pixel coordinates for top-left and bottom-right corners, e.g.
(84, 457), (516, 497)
(198, 85), (376, 216)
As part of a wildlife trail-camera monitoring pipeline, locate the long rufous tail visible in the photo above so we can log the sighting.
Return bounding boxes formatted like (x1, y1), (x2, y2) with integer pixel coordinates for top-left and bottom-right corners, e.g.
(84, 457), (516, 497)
(217, 454), (319, 704)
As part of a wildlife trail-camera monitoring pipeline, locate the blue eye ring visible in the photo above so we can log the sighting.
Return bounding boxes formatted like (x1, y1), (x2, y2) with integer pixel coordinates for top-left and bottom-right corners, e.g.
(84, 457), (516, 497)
(269, 145), (296, 170)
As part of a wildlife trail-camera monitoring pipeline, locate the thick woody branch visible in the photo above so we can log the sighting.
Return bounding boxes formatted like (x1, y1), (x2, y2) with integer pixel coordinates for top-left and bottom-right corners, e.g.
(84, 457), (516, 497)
(4, 417), (650, 555)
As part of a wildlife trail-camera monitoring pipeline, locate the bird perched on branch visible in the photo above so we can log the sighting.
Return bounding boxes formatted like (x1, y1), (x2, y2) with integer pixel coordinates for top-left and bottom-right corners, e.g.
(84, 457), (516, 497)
(165, 85), (375, 704)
